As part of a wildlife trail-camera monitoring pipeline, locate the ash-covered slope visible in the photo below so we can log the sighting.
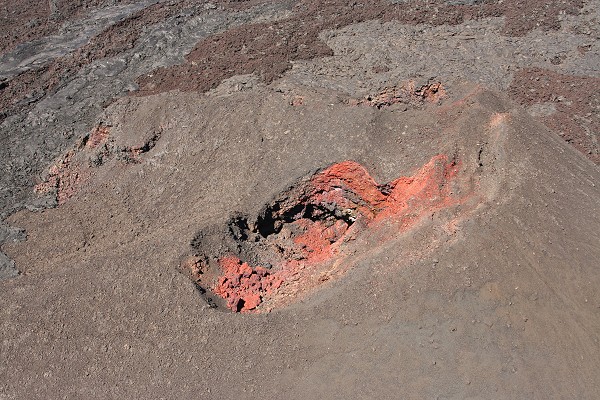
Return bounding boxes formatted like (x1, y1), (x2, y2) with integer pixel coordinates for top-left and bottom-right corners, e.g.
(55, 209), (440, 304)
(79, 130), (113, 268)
(1, 81), (599, 398)
(2, 0), (599, 281)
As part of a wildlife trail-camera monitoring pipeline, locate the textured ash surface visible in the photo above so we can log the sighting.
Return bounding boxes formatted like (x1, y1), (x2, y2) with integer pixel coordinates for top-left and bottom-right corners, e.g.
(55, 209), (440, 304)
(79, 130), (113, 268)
(3, 82), (600, 399)
(1, 0), (600, 398)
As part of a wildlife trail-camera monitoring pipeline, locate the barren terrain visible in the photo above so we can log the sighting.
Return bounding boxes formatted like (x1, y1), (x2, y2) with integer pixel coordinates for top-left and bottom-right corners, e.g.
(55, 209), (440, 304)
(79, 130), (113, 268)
(1, 1), (599, 398)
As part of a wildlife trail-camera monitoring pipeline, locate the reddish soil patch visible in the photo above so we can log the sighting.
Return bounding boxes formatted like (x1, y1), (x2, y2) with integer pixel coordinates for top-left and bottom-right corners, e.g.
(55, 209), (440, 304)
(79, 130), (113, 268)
(32, 123), (162, 204)
(86, 125), (110, 149)
(509, 68), (599, 164)
(186, 154), (471, 313)
(213, 256), (284, 312)
(33, 148), (89, 205)
(32, 124), (113, 205)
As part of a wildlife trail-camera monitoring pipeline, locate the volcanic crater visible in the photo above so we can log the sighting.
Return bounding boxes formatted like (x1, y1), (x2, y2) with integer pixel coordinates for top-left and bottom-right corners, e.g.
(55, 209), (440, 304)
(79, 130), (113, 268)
(182, 153), (475, 313)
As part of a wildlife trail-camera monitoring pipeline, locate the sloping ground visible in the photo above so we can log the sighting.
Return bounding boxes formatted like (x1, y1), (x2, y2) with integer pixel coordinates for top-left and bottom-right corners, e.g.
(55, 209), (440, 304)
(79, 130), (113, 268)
(1, 0), (599, 274)
(1, 81), (599, 398)
(1, 0), (600, 398)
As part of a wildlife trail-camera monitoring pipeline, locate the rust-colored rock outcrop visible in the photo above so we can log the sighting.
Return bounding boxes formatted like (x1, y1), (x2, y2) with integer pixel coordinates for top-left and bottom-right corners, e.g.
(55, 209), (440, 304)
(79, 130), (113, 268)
(190, 154), (470, 313)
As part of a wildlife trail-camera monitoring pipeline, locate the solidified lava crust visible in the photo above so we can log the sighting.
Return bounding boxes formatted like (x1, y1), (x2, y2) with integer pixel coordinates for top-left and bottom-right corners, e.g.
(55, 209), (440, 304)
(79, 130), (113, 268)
(185, 154), (470, 313)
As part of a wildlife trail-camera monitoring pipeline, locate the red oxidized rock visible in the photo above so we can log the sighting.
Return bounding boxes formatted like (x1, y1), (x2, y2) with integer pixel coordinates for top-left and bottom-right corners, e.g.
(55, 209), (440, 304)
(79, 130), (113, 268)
(211, 154), (468, 312)
(214, 256), (279, 312)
